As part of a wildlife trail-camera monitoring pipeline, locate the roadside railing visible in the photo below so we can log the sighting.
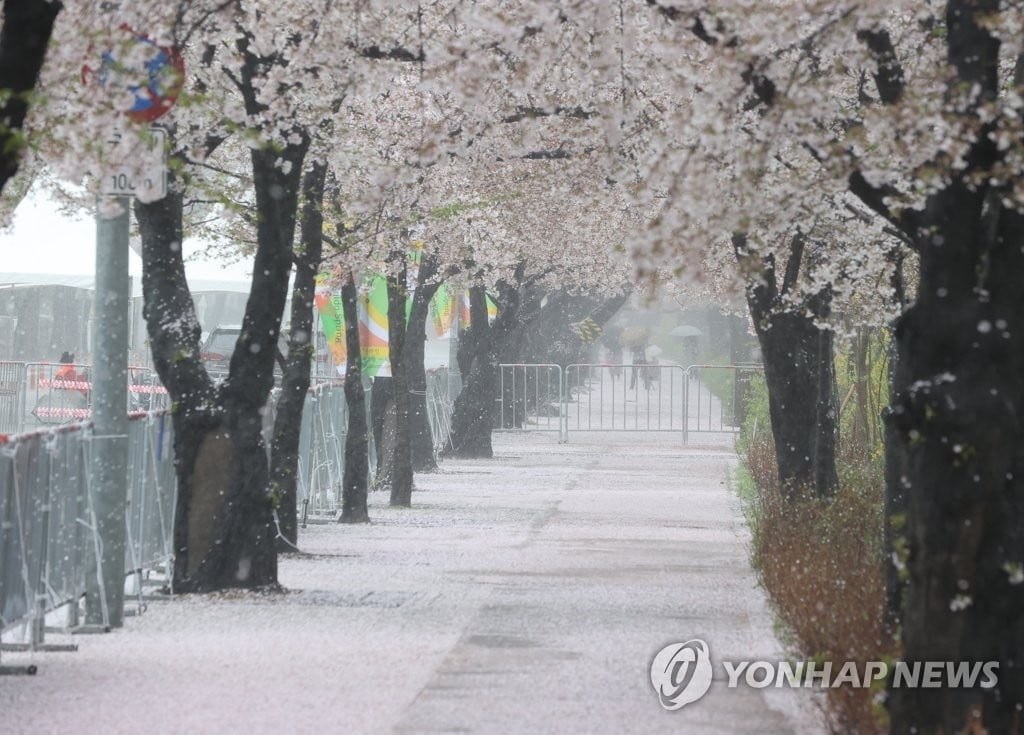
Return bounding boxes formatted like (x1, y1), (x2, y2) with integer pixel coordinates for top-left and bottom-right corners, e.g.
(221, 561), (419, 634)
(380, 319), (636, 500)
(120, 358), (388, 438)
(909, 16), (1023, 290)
(426, 368), (457, 455)
(298, 381), (350, 521)
(682, 364), (764, 442)
(494, 364), (563, 437)
(0, 361), (25, 435)
(565, 363), (687, 441)
(491, 362), (763, 444)
(0, 365), (459, 671)
(297, 368), (457, 522)
(0, 412), (175, 674)
(18, 363), (169, 434)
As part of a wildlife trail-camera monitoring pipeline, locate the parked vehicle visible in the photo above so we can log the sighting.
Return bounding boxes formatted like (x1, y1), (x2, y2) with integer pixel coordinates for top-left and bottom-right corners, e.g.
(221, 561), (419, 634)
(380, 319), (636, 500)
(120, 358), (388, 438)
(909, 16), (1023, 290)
(200, 325), (296, 379)
(200, 325), (244, 374)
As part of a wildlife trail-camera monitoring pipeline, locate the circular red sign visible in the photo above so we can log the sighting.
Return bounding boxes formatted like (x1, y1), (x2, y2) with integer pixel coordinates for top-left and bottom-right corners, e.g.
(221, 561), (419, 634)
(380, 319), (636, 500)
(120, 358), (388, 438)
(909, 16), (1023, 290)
(81, 27), (185, 123)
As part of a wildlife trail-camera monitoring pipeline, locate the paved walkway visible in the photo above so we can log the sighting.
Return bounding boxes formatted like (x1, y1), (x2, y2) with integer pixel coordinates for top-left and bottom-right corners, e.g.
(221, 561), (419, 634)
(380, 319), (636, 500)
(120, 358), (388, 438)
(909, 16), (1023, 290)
(2, 432), (822, 734)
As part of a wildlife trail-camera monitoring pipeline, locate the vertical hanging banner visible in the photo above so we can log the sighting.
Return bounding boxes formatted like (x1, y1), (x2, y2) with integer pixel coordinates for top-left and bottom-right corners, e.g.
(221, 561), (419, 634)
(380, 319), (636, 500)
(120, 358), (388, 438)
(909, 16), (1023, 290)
(358, 275), (391, 377)
(429, 285), (456, 339)
(314, 249), (497, 376)
(313, 276), (347, 369)
(313, 273), (396, 378)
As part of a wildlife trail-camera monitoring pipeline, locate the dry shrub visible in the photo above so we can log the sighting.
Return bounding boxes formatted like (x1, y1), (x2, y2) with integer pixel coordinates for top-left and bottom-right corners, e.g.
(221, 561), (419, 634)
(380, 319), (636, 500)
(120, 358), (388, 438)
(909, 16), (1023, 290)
(744, 433), (896, 734)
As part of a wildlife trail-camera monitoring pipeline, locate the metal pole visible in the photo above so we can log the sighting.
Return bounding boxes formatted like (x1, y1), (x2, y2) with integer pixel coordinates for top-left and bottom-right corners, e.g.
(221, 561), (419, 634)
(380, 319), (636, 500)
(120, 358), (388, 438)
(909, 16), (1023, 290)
(85, 197), (130, 629)
(559, 365), (568, 444)
(682, 367), (689, 445)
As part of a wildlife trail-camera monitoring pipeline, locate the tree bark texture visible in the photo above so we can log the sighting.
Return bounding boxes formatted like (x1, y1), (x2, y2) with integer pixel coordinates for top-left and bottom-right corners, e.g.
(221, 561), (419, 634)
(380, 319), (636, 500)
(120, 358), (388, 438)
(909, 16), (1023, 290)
(137, 128), (307, 592)
(370, 377), (393, 486)
(339, 271), (370, 523)
(444, 286), (503, 458)
(735, 233), (839, 500)
(269, 161), (326, 550)
(387, 262), (413, 507)
(405, 255), (442, 472)
(842, 6), (1024, 728)
(886, 183), (1024, 734)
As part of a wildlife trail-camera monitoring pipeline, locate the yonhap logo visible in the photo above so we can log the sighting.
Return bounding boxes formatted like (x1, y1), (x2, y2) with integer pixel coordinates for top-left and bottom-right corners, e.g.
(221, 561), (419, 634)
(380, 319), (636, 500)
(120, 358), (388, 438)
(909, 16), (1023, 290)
(649, 638), (1000, 711)
(650, 639), (714, 710)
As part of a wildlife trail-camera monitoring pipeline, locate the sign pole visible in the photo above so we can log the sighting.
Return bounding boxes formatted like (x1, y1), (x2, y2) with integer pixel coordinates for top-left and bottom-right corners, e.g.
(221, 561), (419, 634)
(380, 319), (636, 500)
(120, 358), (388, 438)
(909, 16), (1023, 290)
(84, 196), (131, 629)
(79, 18), (179, 628)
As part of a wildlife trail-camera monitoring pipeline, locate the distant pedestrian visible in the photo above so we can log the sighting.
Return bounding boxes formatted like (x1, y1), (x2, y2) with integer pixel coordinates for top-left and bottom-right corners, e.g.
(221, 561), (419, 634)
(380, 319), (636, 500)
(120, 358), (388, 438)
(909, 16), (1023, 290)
(606, 348), (623, 380)
(642, 355), (659, 390)
(629, 347), (647, 390)
(55, 352), (87, 395)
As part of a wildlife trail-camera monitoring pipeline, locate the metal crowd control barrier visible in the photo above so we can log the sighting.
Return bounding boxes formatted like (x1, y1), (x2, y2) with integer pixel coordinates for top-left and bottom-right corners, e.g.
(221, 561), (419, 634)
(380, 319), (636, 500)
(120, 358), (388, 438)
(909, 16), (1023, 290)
(491, 362), (763, 444)
(682, 364), (764, 442)
(495, 364), (564, 439)
(564, 363), (687, 442)
(297, 368), (457, 522)
(297, 380), (350, 520)
(0, 412), (175, 674)
(22, 363), (169, 433)
(426, 368), (457, 455)
(0, 361), (25, 435)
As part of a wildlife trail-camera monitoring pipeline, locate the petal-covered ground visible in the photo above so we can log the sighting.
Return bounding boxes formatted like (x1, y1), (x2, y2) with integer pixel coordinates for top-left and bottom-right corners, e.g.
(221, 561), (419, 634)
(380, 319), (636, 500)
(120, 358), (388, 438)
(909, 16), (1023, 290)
(2, 431), (822, 734)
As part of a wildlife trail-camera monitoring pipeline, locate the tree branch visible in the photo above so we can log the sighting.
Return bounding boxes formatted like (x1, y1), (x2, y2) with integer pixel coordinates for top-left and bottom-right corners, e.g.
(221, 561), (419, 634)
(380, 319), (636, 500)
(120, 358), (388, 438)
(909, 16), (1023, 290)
(356, 44), (425, 63)
(781, 231), (806, 297)
(847, 170), (917, 241)
(501, 105), (596, 124)
(856, 28), (905, 104)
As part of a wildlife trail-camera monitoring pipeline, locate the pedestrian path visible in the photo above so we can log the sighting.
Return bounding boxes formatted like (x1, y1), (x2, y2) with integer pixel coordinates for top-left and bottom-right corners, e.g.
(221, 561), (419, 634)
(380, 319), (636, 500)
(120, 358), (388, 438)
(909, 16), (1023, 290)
(1, 432), (822, 734)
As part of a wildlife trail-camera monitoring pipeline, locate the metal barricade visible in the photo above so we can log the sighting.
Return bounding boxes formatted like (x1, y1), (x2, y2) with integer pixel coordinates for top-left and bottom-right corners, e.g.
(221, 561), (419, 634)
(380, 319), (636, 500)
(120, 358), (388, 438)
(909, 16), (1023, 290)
(24, 362), (93, 429)
(0, 361), (25, 435)
(21, 363), (170, 433)
(683, 364), (764, 442)
(124, 413), (176, 604)
(564, 363), (687, 441)
(426, 368), (456, 455)
(0, 412), (176, 672)
(297, 381), (349, 520)
(296, 368), (457, 522)
(495, 364), (564, 438)
(127, 368), (172, 414)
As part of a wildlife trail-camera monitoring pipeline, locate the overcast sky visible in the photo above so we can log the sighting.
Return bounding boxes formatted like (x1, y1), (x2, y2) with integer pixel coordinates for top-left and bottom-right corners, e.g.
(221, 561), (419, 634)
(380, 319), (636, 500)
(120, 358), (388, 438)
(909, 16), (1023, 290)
(0, 186), (252, 283)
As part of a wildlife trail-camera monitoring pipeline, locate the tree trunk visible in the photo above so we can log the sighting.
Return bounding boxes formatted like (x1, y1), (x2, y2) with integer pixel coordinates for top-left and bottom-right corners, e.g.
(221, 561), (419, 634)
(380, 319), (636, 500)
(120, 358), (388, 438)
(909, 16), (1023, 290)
(444, 279), (623, 456)
(269, 161), (326, 551)
(753, 302), (838, 499)
(736, 233), (838, 499)
(0, 0), (61, 195)
(387, 263), (413, 507)
(339, 272), (369, 524)
(444, 286), (499, 458)
(405, 254), (442, 472)
(138, 187), (280, 592)
(136, 186), (225, 592)
(136, 136), (307, 592)
(370, 377), (393, 486)
(886, 181), (1024, 734)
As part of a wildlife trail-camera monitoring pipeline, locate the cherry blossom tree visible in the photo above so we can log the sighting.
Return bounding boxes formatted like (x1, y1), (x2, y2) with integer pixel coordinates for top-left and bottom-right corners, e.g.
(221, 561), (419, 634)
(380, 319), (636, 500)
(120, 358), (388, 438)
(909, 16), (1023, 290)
(18, 4), (1024, 729)
(0, 0), (61, 195)
(560, 2), (1021, 730)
